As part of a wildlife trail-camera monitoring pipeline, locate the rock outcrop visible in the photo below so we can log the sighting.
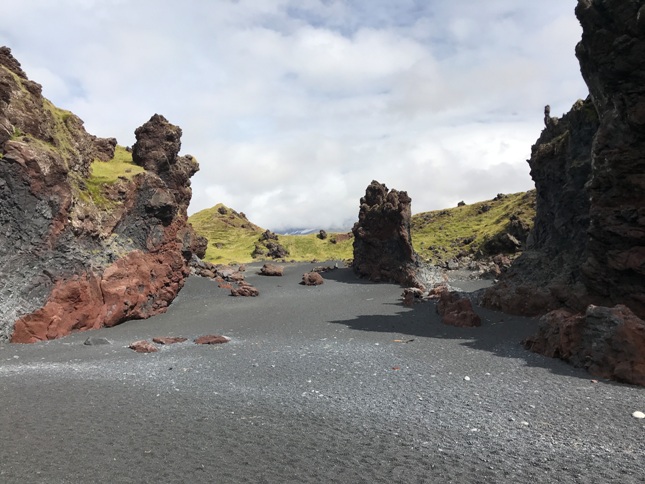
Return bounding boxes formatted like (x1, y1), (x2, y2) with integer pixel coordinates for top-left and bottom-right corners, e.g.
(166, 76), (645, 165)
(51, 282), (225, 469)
(352, 180), (421, 288)
(481, 97), (599, 316)
(482, 1), (645, 385)
(0, 47), (203, 343)
(575, 0), (645, 317)
(524, 305), (645, 386)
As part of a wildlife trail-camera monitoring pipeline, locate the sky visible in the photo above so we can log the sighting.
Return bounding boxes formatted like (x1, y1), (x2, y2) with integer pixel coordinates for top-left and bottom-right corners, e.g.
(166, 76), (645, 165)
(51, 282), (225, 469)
(1, 0), (588, 231)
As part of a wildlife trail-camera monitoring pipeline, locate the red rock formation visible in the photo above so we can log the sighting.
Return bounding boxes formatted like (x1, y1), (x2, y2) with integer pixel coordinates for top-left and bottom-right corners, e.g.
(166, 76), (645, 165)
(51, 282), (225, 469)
(352, 180), (421, 288)
(524, 305), (645, 386)
(434, 286), (481, 328)
(0, 47), (203, 343)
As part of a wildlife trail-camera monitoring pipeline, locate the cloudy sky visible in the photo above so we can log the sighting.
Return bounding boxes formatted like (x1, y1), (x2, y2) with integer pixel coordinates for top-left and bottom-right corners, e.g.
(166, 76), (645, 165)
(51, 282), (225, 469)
(1, 0), (587, 231)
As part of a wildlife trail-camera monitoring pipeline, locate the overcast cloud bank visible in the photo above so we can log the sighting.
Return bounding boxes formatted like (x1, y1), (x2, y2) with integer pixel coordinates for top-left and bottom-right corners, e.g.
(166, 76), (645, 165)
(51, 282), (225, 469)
(1, 0), (587, 231)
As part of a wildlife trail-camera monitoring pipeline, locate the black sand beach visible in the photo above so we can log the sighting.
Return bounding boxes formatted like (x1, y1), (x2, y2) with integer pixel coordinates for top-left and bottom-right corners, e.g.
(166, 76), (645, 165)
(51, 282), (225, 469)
(1, 263), (643, 483)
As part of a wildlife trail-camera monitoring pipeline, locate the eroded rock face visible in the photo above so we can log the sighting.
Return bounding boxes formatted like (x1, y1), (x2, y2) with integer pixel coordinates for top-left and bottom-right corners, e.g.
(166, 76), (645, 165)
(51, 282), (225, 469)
(0, 47), (202, 342)
(481, 98), (599, 316)
(524, 305), (645, 386)
(352, 180), (421, 288)
(575, 0), (645, 317)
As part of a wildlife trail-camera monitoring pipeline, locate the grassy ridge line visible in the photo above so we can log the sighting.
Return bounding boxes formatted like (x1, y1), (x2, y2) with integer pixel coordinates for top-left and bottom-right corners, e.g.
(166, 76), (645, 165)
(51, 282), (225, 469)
(188, 204), (354, 264)
(189, 191), (536, 265)
(411, 190), (536, 263)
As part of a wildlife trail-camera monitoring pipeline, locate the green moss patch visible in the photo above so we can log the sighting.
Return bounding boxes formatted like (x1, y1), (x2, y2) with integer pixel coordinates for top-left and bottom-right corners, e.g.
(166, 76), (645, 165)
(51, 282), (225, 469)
(411, 191), (536, 263)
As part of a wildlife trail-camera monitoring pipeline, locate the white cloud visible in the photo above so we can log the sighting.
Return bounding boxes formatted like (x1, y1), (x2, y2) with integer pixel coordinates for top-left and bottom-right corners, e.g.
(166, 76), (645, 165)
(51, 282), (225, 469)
(0, 0), (587, 231)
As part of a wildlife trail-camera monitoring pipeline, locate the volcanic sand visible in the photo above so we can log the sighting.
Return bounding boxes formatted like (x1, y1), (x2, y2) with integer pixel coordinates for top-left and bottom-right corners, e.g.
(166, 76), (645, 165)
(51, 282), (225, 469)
(0, 263), (643, 483)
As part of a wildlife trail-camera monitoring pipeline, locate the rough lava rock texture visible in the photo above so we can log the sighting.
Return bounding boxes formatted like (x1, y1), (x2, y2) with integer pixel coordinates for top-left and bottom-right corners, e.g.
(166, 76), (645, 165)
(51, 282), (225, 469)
(483, 1), (645, 385)
(434, 286), (482, 328)
(301, 272), (324, 286)
(524, 305), (645, 386)
(575, 0), (645, 317)
(481, 97), (599, 316)
(352, 180), (422, 288)
(0, 47), (203, 343)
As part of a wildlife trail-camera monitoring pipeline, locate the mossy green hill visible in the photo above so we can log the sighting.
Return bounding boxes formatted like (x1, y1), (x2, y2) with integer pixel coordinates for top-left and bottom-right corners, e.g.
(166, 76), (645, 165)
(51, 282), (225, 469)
(188, 204), (354, 264)
(189, 190), (536, 265)
(411, 190), (536, 264)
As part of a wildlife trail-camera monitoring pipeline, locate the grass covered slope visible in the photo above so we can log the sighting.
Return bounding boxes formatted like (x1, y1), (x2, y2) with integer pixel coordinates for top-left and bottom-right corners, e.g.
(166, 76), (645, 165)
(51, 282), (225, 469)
(189, 204), (353, 264)
(190, 190), (535, 265)
(411, 191), (536, 264)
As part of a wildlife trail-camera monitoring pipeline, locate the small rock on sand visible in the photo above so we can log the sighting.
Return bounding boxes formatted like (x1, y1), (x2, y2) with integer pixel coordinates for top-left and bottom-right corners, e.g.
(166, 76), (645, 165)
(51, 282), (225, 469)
(84, 337), (111, 346)
(152, 337), (188, 345)
(194, 335), (231, 345)
(632, 411), (645, 419)
(128, 340), (158, 353)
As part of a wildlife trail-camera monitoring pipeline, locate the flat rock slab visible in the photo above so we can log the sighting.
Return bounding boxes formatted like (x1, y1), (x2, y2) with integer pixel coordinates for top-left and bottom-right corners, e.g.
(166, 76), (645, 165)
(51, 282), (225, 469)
(128, 340), (158, 353)
(194, 335), (231, 345)
(152, 337), (188, 345)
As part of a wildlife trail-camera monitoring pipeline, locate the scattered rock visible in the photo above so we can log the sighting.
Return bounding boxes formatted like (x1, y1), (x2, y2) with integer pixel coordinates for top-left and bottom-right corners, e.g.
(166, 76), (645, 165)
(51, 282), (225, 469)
(194, 335), (231, 345)
(402, 287), (424, 307)
(152, 337), (188, 345)
(318, 230), (327, 240)
(435, 286), (482, 328)
(260, 264), (284, 276)
(83, 337), (111, 346)
(129, 340), (158, 353)
(301, 272), (324, 286)
(231, 284), (259, 297)
(632, 411), (645, 419)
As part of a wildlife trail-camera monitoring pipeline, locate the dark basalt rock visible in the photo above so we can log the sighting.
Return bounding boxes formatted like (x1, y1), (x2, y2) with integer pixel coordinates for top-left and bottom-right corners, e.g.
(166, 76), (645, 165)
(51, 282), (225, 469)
(0, 47), (203, 343)
(352, 180), (421, 288)
(482, 0), (645, 386)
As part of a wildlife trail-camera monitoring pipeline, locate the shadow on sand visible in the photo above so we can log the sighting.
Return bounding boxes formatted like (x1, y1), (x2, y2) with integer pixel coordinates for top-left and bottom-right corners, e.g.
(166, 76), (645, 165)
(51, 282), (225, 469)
(323, 267), (612, 385)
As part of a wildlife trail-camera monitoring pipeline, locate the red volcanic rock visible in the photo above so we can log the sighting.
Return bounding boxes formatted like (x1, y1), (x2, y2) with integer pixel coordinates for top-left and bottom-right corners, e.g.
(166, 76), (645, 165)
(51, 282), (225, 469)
(1, 48), (202, 343)
(194, 335), (231, 345)
(301, 272), (324, 286)
(352, 181), (421, 288)
(152, 337), (188, 345)
(260, 264), (284, 276)
(435, 286), (481, 328)
(524, 305), (645, 386)
(129, 340), (158, 353)
(402, 287), (424, 307)
(231, 284), (259, 297)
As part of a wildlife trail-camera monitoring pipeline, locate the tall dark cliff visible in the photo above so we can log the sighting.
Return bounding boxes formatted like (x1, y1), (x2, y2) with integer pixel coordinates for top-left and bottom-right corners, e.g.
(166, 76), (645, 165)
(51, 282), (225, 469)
(0, 47), (205, 342)
(576, 0), (645, 317)
(483, 0), (645, 385)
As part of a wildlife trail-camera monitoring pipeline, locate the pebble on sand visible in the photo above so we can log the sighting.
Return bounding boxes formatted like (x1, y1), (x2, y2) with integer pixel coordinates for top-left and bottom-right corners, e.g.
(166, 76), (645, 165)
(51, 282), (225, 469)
(632, 411), (645, 419)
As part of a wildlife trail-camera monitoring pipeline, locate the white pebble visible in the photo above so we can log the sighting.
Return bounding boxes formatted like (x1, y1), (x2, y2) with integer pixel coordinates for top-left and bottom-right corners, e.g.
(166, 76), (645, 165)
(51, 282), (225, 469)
(632, 411), (645, 419)
(521, 421), (530, 427)
(464, 376), (471, 381)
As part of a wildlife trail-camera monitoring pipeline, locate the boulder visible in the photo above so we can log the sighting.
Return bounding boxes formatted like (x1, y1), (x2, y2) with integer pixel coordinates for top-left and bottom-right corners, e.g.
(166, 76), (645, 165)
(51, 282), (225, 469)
(524, 305), (645, 386)
(301, 272), (324, 286)
(351, 180), (421, 288)
(435, 286), (481, 328)
(129, 340), (158, 353)
(260, 264), (284, 276)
